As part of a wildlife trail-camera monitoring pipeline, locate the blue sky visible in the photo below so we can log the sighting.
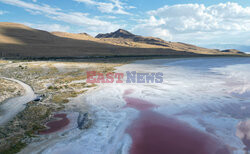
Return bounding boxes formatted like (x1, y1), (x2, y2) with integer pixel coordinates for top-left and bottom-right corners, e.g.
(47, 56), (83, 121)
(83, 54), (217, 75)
(1, 0), (250, 47)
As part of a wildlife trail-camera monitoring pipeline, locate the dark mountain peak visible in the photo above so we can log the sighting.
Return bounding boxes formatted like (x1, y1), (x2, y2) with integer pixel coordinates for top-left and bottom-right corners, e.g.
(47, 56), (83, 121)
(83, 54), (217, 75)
(115, 29), (133, 35)
(95, 29), (135, 39)
(95, 29), (171, 47)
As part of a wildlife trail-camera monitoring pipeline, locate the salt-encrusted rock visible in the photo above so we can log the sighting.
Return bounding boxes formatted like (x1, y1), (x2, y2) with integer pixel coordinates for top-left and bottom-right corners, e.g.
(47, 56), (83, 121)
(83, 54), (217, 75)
(77, 112), (92, 130)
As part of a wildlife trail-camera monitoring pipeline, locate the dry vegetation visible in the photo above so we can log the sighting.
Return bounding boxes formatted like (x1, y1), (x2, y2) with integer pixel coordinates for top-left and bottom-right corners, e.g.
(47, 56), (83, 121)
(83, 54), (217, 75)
(0, 59), (124, 153)
(0, 22), (247, 153)
(0, 78), (24, 103)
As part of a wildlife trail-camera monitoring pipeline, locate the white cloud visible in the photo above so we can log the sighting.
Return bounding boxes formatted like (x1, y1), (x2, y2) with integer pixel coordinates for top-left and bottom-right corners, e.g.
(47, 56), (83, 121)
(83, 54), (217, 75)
(148, 3), (250, 32)
(23, 23), (70, 32)
(74, 0), (134, 15)
(75, 0), (96, 5)
(103, 15), (117, 19)
(2, 0), (248, 46)
(0, 0), (120, 34)
(133, 2), (250, 45)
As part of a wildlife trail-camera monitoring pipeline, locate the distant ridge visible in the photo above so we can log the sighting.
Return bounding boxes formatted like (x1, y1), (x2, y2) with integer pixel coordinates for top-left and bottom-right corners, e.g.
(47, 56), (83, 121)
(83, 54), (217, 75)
(0, 22), (246, 59)
(96, 29), (169, 47)
(203, 44), (250, 53)
(96, 29), (246, 54)
(96, 29), (135, 39)
(221, 49), (245, 54)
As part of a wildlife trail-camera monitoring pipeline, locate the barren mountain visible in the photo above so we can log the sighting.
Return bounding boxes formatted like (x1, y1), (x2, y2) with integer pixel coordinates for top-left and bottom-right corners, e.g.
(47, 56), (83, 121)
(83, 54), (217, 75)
(221, 49), (245, 54)
(96, 29), (245, 55)
(96, 29), (170, 47)
(96, 29), (135, 39)
(0, 22), (245, 59)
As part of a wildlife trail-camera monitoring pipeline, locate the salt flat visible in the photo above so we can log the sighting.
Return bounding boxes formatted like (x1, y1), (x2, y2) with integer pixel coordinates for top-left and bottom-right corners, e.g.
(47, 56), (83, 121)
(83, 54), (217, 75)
(21, 57), (250, 154)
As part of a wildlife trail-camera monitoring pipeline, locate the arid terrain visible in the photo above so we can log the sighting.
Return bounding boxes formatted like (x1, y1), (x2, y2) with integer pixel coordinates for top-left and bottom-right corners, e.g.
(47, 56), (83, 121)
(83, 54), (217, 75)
(0, 22), (249, 154)
(0, 78), (24, 103)
(0, 22), (245, 59)
(0, 59), (125, 153)
(0, 57), (247, 154)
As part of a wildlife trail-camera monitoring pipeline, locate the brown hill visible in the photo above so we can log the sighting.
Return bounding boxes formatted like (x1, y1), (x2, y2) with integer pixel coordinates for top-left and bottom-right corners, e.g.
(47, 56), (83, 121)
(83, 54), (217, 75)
(0, 22), (245, 59)
(52, 31), (94, 41)
(221, 49), (245, 54)
(96, 29), (135, 39)
(96, 29), (169, 47)
(96, 29), (238, 55)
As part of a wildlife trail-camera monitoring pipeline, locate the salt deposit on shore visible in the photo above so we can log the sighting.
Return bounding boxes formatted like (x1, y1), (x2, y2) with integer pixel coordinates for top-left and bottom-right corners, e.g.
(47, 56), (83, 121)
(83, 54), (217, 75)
(22, 57), (250, 154)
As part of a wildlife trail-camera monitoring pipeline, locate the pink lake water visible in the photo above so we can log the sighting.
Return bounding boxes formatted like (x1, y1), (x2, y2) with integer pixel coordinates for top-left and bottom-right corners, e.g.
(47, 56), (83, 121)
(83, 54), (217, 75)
(28, 58), (250, 154)
(123, 91), (230, 154)
(39, 113), (70, 135)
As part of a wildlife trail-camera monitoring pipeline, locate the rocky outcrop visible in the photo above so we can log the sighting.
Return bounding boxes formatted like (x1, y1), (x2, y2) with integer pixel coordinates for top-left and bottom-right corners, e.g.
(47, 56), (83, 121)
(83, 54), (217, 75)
(96, 29), (135, 39)
(96, 29), (170, 47)
(77, 113), (92, 130)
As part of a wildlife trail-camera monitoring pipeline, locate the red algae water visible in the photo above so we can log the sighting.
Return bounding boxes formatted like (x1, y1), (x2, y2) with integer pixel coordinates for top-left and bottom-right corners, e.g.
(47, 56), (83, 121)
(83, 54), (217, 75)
(124, 97), (157, 110)
(126, 110), (230, 154)
(39, 113), (70, 135)
(123, 89), (135, 96)
(123, 89), (230, 154)
(123, 89), (157, 110)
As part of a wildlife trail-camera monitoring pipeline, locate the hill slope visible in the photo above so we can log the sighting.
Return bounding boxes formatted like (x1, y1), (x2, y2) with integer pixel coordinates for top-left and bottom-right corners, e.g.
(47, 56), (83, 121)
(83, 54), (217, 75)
(96, 29), (245, 55)
(96, 29), (172, 47)
(0, 22), (245, 59)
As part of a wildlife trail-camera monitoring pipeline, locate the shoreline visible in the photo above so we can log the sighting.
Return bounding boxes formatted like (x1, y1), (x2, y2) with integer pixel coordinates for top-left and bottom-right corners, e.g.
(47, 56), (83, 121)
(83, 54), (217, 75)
(0, 59), (122, 153)
(1, 57), (250, 153)
(30, 57), (250, 153)
(1, 53), (249, 62)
